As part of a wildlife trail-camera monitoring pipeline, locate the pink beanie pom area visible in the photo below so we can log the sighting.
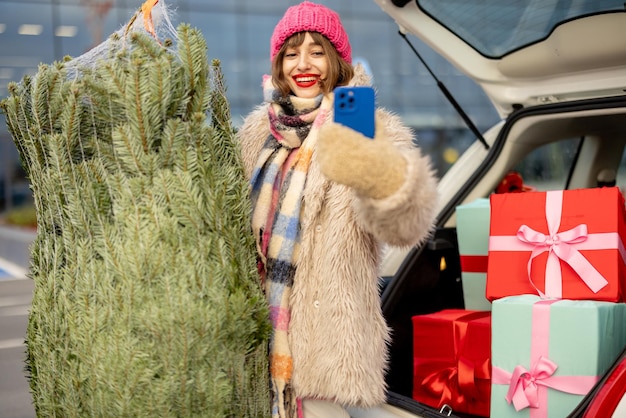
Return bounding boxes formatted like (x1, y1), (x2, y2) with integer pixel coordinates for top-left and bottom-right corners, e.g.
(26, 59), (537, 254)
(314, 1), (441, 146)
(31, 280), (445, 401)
(270, 1), (352, 64)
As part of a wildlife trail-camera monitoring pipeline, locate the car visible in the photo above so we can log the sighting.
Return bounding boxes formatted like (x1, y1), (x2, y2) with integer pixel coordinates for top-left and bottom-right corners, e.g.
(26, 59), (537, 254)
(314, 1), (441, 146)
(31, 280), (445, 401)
(346, 1), (626, 417)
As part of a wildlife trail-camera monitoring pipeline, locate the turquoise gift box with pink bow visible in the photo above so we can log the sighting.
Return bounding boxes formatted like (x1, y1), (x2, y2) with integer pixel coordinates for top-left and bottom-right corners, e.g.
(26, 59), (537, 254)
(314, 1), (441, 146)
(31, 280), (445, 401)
(491, 295), (626, 418)
(486, 187), (626, 302)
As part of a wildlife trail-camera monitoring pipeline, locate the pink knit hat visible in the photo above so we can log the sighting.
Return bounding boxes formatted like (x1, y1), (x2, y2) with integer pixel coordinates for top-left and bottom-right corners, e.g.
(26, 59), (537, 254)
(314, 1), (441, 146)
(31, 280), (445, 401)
(270, 1), (352, 64)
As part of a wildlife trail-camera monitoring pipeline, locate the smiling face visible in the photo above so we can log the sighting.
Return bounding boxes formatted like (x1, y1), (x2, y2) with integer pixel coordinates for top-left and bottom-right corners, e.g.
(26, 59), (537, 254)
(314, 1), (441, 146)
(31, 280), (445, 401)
(281, 32), (329, 99)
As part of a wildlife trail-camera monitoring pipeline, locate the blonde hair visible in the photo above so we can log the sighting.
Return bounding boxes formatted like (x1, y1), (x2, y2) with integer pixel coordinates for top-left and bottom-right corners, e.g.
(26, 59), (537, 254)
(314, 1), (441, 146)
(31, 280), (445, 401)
(272, 31), (354, 97)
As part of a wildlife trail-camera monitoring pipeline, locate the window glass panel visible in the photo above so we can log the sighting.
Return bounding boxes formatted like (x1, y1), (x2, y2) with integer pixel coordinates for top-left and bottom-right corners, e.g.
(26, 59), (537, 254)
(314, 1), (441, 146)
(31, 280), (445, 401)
(418, 0), (624, 58)
(0, 2), (55, 87)
(512, 138), (580, 191)
(614, 150), (626, 189)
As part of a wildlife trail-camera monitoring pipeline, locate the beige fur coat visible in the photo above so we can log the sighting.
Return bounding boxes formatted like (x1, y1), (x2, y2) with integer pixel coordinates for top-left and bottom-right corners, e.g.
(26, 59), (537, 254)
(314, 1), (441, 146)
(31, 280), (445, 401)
(236, 66), (438, 408)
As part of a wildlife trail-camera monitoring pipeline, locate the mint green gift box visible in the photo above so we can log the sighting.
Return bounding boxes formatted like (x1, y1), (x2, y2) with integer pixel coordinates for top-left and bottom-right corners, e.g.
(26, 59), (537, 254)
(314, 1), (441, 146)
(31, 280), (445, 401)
(491, 295), (626, 418)
(456, 198), (491, 311)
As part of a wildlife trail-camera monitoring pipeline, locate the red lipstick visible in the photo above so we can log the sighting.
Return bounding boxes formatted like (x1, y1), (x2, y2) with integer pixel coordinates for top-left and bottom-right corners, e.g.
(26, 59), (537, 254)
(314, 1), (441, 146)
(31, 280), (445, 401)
(293, 74), (320, 88)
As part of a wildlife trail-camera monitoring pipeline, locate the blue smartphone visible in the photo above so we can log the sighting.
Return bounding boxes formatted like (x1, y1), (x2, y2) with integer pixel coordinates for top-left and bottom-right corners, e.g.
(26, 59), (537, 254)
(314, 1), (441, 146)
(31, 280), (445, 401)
(333, 86), (375, 139)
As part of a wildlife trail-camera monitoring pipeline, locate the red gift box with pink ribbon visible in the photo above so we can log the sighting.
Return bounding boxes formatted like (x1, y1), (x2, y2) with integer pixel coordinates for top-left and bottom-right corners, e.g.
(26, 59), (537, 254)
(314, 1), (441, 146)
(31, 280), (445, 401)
(487, 187), (626, 302)
(412, 309), (491, 417)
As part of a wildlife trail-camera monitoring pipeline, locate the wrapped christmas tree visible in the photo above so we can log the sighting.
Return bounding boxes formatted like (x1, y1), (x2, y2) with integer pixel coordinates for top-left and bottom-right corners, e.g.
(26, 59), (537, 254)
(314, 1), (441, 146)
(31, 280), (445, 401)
(0, 2), (270, 417)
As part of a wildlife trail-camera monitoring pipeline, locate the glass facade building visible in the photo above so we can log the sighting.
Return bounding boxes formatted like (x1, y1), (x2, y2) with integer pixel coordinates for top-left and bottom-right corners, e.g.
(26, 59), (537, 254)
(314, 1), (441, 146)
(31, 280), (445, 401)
(0, 0), (499, 210)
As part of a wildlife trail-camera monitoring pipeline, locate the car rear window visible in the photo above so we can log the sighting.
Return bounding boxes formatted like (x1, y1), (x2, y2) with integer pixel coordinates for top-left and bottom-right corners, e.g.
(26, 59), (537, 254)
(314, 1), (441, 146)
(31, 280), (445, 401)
(417, 0), (625, 58)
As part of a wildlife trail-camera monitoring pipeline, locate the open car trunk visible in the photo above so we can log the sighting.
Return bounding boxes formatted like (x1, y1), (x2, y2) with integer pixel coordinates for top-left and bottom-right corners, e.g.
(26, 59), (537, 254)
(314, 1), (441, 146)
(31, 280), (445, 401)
(368, 2), (626, 416)
(378, 94), (626, 417)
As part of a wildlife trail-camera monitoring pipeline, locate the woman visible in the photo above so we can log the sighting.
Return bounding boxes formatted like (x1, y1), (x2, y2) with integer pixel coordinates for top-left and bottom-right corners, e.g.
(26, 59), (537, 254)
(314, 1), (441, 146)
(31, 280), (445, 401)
(236, 2), (438, 417)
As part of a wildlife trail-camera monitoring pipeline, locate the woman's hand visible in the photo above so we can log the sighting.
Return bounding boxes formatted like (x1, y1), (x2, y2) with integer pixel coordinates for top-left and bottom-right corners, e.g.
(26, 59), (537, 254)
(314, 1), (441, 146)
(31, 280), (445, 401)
(316, 118), (407, 199)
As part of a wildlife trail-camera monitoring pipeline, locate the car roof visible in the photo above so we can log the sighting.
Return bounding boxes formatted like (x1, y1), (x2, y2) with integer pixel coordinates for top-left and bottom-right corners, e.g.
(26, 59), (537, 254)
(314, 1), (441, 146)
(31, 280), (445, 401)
(374, 0), (626, 117)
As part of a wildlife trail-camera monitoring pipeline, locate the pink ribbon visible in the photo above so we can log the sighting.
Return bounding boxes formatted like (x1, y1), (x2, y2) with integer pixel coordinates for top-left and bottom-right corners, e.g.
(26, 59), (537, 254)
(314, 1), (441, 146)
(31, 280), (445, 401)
(493, 356), (596, 413)
(492, 300), (599, 418)
(490, 190), (613, 298)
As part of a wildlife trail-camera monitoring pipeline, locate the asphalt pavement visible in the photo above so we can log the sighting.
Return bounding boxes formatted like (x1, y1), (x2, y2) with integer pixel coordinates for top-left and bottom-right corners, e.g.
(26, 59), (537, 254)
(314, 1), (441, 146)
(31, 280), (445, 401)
(0, 278), (35, 418)
(0, 225), (36, 418)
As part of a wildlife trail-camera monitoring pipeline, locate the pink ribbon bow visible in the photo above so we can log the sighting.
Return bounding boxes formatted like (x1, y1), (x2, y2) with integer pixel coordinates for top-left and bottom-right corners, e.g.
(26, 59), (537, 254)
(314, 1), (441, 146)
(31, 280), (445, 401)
(493, 356), (598, 414)
(492, 300), (600, 418)
(505, 356), (557, 410)
(516, 190), (608, 298)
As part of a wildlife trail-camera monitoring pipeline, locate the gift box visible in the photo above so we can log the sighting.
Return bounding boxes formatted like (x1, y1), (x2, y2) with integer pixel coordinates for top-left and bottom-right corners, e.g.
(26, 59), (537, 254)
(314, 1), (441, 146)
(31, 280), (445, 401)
(487, 187), (626, 302)
(491, 295), (626, 418)
(412, 309), (491, 417)
(456, 198), (492, 311)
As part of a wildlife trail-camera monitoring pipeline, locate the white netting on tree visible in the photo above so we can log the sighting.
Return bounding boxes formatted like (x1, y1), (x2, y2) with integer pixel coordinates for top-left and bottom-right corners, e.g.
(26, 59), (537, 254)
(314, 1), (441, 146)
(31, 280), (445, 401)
(0, 1), (270, 416)
(65, 0), (178, 78)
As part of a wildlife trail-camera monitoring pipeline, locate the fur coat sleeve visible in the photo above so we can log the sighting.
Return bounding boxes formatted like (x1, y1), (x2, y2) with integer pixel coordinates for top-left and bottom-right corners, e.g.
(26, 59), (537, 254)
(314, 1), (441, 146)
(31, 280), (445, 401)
(353, 108), (438, 248)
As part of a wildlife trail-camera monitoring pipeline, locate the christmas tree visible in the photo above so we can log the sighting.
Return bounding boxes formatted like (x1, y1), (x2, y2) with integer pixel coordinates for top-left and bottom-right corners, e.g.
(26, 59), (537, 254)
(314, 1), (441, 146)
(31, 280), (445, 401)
(0, 6), (269, 417)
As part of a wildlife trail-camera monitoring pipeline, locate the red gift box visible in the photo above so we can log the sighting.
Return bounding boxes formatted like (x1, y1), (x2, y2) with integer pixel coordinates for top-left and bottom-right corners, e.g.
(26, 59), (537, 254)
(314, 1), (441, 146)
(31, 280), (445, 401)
(412, 309), (491, 417)
(487, 187), (626, 302)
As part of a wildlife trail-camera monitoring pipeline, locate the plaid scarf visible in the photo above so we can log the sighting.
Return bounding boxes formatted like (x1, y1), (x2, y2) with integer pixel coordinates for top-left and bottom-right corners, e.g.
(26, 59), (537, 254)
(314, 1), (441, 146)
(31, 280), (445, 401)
(250, 76), (331, 418)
